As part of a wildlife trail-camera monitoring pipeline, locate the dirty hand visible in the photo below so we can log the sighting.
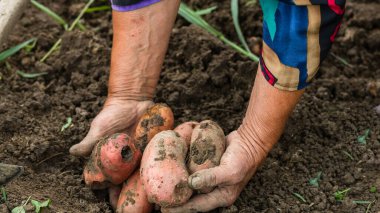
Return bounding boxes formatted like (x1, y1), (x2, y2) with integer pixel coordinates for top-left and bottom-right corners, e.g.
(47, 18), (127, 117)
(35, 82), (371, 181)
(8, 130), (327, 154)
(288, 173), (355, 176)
(69, 98), (153, 156)
(162, 130), (267, 213)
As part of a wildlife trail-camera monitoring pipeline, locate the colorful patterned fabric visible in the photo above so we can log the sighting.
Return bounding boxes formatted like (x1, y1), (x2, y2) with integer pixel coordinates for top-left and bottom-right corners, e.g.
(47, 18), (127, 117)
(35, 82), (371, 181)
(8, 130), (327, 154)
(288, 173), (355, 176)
(110, 0), (160, 11)
(260, 0), (346, 90)
(110, 0), (346, 91)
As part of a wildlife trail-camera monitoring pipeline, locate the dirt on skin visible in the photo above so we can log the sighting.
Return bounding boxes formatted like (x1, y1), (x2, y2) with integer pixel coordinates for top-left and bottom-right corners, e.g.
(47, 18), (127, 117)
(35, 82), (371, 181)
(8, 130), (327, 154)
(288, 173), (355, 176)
(0, 0), (379, 212)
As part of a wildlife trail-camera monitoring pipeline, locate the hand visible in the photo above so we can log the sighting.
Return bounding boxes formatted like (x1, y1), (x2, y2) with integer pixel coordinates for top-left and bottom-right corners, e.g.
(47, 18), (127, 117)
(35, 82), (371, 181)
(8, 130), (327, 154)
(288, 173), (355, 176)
(162, 130), (267, 213)
(69, 98), (153, 156)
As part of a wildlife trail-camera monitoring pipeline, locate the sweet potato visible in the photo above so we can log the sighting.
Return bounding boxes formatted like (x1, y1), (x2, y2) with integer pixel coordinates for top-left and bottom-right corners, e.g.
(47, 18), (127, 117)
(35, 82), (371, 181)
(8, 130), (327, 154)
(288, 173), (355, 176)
(83, 133), (142, 188)
(188, 120), (226, 192)
(140, 130), (192, 207)
(134, 103), (174, 151)
(174, 121), (199, 146)
(116, 170), (153, 213)
(109, 184), (122, 210)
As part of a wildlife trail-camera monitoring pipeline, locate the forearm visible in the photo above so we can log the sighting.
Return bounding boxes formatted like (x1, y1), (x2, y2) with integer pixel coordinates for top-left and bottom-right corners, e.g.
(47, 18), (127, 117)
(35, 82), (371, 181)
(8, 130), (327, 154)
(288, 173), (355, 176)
(109, 0), (180, 101)
(238, 68), (304, 165)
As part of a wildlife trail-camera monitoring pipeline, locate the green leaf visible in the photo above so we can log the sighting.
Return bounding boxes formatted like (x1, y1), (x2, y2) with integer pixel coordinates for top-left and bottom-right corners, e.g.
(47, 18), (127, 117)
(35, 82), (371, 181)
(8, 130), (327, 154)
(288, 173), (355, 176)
(31, 199), (51, 213)
(24, 39), (38, 52)
(342, 150), (354, 161)
(16, 70), (47, 79)
(30, 0), (68, 29)
(85, 5), (111, 13)
(353, 200), (372, 204)
(61, 117), (73, 132)
(370, 186), (377, 193)
(309, 171), (322, 187)
(11, 206), (25, 213)
(334, 188), (350, 201)
(231, 0), (251, 53)
(0, 38), (36, 63)
(292, 192), (307, 203)
(1, 187), (6, 202)
(357, 129), (370, 144)
(194, 6), (218, 16)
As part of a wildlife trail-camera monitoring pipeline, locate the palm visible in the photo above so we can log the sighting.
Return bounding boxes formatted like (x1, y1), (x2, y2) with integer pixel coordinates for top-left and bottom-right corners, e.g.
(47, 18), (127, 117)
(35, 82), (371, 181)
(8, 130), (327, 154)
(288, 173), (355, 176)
(69, 99), (153, 156)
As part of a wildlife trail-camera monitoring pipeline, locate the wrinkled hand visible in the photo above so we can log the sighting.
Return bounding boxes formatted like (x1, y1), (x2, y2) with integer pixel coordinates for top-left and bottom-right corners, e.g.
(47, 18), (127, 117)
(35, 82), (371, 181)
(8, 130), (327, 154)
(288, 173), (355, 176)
(162, 130), (267, 213)
(69, 98), (153, 156)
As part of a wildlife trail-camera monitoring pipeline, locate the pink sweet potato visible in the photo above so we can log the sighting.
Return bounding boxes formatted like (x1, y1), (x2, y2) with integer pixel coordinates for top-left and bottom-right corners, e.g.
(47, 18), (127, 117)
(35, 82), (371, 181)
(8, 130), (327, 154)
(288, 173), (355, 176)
(83, 133), (142, 188)
(174, 121), (199, 146)
(140, 130), (192, 207)
(187, 120), (226, 192)
(116, 170), (153, 213)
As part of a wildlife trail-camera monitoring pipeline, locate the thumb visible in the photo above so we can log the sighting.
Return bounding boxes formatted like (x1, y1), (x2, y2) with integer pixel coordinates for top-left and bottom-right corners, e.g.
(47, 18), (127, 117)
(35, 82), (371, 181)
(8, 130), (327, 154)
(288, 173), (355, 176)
(69, 130), (99, 157)
(188, 166), (229, 190)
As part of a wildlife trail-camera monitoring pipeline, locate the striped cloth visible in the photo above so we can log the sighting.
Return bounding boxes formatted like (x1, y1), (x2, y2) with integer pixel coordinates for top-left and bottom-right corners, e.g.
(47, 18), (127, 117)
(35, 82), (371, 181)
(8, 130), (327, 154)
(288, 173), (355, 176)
(110, 0), (346, 91)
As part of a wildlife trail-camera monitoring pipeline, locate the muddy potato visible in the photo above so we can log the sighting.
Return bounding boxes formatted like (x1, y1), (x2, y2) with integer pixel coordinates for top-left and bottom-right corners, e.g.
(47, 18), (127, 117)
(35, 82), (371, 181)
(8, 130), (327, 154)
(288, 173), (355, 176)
(134, 103), (174, 151)
(188, 120), (226, 192)
(140, 130), (192, 207)
(116, 170), (153, 213)
(83, 133), (142, 188)
(173, 121), (199, 146)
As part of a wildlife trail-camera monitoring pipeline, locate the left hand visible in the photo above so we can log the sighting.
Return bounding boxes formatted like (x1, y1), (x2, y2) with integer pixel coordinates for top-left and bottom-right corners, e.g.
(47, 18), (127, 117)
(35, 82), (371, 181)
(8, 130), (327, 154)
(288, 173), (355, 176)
(162, 130), (267, 213)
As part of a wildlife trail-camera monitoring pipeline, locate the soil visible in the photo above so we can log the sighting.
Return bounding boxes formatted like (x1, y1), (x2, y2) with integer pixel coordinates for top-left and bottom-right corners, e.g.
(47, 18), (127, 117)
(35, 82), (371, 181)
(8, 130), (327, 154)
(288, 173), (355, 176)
(0, 0), (379, 212)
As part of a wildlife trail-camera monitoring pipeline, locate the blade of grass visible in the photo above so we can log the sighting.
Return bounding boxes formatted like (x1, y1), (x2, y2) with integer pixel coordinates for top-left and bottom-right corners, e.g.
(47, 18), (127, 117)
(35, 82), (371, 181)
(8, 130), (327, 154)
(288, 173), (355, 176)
(41, 0), (94, 62)
(178, 3), (259, 62)
(342, 150), (354, 160)
(309, 171), (322, 187)
(353, 200), (372, 204)
(330, 52), (353, 68)
(16, 70), (47, 78)
(231, 0), (251, 53)
(85, 5), (111, 13)
(0, 38), (36, 63)
(31, 0), (68, 30)
(365, 200), (375, 213)
(292, 192), (307, 203)
(194, 6), (218, 16)
(68, 0), (95, 31)
(1, 187), (6, 202)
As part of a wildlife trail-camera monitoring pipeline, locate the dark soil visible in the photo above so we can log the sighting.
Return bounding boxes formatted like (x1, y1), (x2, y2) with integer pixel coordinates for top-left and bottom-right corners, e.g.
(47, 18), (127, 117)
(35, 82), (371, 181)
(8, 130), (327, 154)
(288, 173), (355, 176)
(1, 0), (379, 212)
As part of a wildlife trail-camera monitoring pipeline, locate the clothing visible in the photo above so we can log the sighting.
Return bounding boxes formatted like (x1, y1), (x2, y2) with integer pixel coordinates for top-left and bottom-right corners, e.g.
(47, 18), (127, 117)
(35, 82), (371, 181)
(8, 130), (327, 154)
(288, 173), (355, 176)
(110, 0), (346, 91)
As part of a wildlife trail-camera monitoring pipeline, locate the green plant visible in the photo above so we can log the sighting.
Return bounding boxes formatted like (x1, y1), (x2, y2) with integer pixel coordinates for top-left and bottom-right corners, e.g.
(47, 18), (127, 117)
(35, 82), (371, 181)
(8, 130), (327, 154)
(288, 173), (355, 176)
(61, 117), (73, 132)
(309, 171), (322, 187)
(11, 196), (31, 213)
(31, 199), (51, 213)
(334, 188), (350, 201)
(369, 186), (377, 193)
(231, 0), (251, 53)
(0, 39), (36, 63)
(357, 129), (370, 144)
(178, 3), (259, 62)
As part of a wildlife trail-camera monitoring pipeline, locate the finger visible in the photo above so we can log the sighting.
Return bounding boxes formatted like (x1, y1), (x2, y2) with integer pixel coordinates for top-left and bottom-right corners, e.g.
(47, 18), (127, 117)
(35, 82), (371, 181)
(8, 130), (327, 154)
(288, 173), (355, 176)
(188, 165), (231, 190)
(162, 187), (237, 213)
(69, 132), (99, 157)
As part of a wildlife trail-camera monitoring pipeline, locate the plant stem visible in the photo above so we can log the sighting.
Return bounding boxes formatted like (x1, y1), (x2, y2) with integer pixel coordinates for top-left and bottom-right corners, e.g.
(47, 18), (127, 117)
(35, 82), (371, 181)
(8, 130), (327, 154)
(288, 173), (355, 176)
(68, 0), (95, 31)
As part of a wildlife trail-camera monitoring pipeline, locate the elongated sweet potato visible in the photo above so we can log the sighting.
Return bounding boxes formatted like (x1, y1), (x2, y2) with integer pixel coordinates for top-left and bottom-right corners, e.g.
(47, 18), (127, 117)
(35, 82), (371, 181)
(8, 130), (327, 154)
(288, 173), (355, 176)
(174, 121), (199, 146)
(116, 170), (153, 213)
(84, 133), (142, 188)
(134, 103), (174, 151)
(188, 120), (226, 193)
(140, 130), (192, 207)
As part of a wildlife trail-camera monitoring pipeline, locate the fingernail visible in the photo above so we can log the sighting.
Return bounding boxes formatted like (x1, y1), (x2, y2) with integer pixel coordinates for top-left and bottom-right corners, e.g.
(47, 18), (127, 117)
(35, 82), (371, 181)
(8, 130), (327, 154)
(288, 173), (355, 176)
(190, 176), (201, 189)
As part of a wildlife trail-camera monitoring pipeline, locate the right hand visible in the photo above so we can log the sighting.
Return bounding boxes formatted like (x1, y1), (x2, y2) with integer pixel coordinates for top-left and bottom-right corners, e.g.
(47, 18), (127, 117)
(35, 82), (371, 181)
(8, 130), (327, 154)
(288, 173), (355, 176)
(69, 98), (153, 157)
